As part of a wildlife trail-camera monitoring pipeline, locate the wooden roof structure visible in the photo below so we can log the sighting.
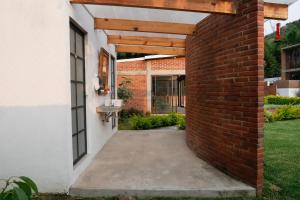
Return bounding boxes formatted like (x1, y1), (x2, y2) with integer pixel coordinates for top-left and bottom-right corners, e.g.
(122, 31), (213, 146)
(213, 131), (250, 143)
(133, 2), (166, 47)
(70, 0), (296, 56)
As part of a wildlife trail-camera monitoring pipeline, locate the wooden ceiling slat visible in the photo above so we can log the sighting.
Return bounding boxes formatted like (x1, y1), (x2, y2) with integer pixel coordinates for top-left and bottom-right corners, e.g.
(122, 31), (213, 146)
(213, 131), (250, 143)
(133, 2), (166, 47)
(115, 45), (185, 56)
(70, 0), (236, 15)
(71, 0), (289, 20)
(108, 35), (186, 48)
(264, 3), (288, 20)
(95, 18), (195, 35)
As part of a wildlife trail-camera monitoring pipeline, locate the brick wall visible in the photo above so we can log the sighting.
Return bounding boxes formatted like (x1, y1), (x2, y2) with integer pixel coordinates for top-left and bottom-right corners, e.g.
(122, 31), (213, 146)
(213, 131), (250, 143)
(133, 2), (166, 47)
(117, 60), (146, 71)
(117, 60), (148, 112)
(117, 57), (185, 113)
(117, 75), (147, 112)
(151, 57), (185, 70)
(186, 0), (264, 194)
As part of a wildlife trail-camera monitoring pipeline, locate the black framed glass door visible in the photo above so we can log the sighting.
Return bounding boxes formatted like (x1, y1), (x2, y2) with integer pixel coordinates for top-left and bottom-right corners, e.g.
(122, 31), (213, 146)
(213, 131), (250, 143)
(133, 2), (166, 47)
(151, 76), (178, 114)
(110, 56), (116, 129)
(70, 23), (87, 165)
(178, 75), (186, 108)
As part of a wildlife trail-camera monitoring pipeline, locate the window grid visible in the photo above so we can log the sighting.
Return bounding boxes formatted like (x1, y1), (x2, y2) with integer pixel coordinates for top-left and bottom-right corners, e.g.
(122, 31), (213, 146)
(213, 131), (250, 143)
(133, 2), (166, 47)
(70, 23), (87, 165)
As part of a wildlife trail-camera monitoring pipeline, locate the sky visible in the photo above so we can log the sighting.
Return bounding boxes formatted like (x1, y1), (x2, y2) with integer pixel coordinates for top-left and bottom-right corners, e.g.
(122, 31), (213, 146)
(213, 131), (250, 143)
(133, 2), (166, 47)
(264, 0), (300, 35)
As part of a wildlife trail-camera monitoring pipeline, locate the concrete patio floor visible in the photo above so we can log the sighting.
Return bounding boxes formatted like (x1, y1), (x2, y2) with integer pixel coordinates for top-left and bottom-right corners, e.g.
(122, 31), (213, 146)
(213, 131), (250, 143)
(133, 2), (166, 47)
(70, 129), (255, 198)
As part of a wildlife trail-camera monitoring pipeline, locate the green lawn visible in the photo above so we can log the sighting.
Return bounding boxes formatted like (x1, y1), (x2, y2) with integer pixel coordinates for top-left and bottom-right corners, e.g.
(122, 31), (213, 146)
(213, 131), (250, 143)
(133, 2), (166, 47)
(42, 120), (300, 200)
(262, 120), (300, 200)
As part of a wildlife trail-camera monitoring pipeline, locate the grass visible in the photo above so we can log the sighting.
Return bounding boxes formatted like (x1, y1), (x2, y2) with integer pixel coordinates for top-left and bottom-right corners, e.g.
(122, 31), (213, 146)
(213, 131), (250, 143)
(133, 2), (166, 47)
(262, 120), (300, 199)
(118, 119), (134, 130)
(41, 120), (300, 200)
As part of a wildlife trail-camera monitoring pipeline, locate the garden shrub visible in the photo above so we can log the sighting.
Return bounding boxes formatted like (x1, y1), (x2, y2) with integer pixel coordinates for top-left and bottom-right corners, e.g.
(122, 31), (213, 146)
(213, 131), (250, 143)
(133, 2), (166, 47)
(264, 110), (274, 123)
(264, 105), (300, 122)
(272, 105), (300, 121)
(177, 116), (186, 130)
(264, 95), (300, 105)
(129, 115), (151, 130)
(161, 115), (172, 127)
(168, 113), (179, 125)
(149, 116), (164, 128)
(120, 108), (144, 120)
(129, 113), (185, 130)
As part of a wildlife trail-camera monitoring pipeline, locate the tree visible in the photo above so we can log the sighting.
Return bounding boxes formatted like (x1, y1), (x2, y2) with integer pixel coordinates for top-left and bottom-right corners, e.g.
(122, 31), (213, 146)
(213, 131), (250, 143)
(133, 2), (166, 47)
(265, 41), (280, 78)
(264, 20), (300, 78)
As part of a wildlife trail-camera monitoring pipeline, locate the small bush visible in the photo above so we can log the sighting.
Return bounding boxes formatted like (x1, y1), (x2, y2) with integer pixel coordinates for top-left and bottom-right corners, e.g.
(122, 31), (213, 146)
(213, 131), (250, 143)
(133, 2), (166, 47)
(272, 105), (300, 121)
(264, 105), (300, 122)
(129, 113), (185, 130)
(129, 115), (151, 130)
(177, 116), (186, 130)
(168, 113), (179, 125)
(264, 95), (300, 105)
(149, 116), (164, 128)
(120, 108), (144, 120)
(264, 110), (274, 123)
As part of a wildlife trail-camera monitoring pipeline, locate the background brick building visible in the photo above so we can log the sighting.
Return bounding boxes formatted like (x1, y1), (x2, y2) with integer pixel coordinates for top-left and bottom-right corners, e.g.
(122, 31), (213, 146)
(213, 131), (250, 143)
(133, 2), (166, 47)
(117, 55), (185, 113)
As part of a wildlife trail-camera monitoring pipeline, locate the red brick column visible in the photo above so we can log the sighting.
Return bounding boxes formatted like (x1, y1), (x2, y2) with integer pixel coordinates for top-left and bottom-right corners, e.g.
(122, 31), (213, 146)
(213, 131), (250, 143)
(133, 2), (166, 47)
(186, 0), (264, 194)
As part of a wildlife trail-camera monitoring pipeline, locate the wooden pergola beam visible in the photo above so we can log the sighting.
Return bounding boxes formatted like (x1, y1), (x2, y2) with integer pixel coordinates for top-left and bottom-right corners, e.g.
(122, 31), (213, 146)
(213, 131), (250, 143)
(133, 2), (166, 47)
(264, 3), (288, 20)
(95, 18), (195, 35)
(115, 45), (185, 56)
(71, 0), (236, 15)
(108, 35), (186, 48)
(70, 0), (289, 20)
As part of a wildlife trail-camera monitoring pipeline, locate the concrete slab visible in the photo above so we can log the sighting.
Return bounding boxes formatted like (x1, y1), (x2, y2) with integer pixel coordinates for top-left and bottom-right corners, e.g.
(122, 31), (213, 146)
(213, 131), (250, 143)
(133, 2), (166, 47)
(70, 130), (255, 198)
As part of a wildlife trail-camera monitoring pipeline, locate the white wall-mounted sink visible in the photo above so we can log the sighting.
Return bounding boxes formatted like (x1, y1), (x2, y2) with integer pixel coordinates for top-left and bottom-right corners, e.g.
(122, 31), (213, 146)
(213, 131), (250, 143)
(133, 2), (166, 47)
(96, 105), (123, 113)
(96, 100), (124, 122)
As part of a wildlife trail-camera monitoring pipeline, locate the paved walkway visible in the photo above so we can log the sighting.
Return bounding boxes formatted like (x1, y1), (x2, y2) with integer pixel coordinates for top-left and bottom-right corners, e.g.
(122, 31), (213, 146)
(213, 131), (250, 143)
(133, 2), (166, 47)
(70, 129), (255, 198)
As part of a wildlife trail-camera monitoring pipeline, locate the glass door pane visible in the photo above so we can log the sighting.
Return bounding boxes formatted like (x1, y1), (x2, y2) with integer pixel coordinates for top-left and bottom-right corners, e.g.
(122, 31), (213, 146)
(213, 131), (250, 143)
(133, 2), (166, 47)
(70, 23), (87, 165)
(152, 76), (177, 114)
(110, 56), (116, 129)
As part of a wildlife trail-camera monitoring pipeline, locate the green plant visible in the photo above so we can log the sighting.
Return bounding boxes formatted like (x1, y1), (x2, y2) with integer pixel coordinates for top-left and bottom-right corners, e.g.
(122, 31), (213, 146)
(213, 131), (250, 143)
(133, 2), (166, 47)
(168, 113), (179, 125)
(120, 108), (144, 120)
(128, 113), (185, 130)
(264, 95), (300, 105)
(177, 116), (186, 130)
(272, 105), (300, 121)
(149, 116), (163, 128)
(264, 19), (300, 78)
(117, 77), (133, 103)
(264, 105), (300, 122)
(0, 176), (38, 200)
(129, 115), (152, 130)
(264, 110), (274, 123)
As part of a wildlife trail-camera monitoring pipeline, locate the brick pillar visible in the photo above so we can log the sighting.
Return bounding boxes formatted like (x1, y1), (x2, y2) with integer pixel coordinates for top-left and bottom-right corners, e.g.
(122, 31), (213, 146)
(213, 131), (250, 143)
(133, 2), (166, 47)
(186, 0), (264, 195)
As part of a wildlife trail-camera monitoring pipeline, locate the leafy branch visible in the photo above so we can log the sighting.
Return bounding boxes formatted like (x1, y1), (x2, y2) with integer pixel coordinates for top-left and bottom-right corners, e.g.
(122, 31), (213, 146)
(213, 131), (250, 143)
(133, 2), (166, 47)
(0, 176), (38, 200)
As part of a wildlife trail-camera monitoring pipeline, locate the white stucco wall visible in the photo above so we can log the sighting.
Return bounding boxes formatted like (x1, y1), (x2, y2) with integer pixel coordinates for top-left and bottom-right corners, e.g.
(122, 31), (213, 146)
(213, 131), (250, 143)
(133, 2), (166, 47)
(0, 0), (117, 193)
(277, 88), (300, 97)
